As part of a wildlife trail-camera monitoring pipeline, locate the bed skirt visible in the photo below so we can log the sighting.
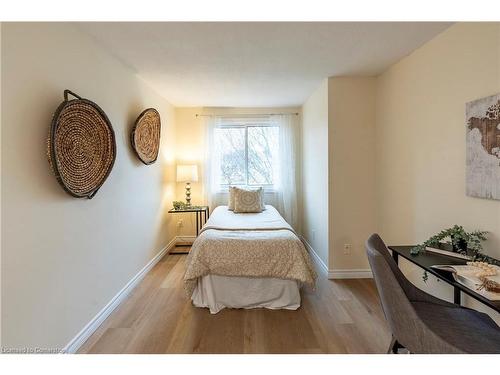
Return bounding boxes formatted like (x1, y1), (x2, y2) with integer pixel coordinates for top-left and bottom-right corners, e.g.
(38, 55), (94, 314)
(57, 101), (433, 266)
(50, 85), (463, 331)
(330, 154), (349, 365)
(191, 274), (301, 314)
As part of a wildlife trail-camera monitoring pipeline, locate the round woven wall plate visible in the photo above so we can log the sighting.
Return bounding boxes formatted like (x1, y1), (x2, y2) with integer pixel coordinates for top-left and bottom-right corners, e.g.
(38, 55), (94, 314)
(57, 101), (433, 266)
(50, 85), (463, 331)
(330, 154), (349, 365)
(131, 108), (161, 165)
(47, 90), (116, 199)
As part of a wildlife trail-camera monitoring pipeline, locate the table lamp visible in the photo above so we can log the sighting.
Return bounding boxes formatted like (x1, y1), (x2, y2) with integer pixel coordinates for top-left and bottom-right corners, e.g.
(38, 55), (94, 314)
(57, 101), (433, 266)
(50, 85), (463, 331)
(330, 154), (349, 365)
(176, 165), (198, 206)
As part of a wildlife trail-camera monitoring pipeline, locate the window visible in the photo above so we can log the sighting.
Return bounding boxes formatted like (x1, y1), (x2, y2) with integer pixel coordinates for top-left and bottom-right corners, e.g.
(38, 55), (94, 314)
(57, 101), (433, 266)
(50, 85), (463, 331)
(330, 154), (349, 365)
(215, 120), (279, 187)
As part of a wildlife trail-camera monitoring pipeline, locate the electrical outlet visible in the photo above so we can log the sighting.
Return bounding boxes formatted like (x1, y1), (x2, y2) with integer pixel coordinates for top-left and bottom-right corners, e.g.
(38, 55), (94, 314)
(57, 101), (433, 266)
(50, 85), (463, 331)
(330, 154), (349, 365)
(311, 230), (316, 241)
(343, 243), (352, 255)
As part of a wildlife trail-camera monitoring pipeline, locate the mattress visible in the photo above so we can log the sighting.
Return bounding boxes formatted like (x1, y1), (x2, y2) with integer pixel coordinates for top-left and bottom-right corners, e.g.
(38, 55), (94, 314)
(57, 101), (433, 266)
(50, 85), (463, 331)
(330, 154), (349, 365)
(191, 274), (301, 314)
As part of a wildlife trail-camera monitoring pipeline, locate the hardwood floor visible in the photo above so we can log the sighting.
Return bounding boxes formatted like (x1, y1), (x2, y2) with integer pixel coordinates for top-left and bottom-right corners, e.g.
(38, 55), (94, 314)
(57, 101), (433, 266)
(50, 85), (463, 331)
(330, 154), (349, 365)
(78, 247), (391, 354)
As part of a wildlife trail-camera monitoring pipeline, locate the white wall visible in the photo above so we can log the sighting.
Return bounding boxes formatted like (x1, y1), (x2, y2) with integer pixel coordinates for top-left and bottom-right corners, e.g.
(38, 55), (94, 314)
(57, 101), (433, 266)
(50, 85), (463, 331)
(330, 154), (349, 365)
(375, 22), (500, 322)
(328, 77), (376, 271)
(376, 22), (500, 259)
(1, 23), (177, 349)
(301, 80), (329, 267)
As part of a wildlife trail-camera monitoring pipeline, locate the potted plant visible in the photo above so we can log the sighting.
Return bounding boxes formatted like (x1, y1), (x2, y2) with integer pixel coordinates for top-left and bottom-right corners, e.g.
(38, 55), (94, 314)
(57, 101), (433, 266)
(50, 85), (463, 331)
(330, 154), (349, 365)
(412, 225), (498, 282)
(411, 225), (488, 259)
(172, 201), (187, 210)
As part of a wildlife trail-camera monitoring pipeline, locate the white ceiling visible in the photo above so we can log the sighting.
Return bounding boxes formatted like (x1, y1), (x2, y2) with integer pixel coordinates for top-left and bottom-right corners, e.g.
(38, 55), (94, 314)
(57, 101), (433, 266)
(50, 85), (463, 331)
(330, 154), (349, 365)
(77, 22), (452, 107)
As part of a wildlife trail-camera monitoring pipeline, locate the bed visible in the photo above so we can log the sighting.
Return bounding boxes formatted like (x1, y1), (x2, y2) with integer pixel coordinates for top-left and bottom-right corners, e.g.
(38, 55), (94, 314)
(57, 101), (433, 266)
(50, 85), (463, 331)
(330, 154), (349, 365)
(184, 205), (317, 314)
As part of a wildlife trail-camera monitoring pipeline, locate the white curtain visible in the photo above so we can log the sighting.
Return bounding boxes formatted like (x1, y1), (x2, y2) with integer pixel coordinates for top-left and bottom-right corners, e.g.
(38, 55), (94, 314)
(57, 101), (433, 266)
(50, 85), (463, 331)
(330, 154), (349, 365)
(203, 113), (300, 230)
(272, 114), (300, 230)
(203, 116), (226, 208)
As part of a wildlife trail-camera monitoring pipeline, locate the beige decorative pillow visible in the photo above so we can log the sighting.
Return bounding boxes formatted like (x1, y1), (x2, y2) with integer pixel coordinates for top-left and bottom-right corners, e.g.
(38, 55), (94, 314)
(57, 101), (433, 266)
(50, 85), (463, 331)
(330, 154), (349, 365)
(234, 187), (264, 213)
(228, 186), (237, 211)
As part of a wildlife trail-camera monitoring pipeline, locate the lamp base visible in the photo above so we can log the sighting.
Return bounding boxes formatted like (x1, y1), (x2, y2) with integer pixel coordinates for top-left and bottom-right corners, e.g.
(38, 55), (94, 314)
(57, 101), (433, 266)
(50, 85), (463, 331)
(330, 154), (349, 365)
(185, 182), (191, 206)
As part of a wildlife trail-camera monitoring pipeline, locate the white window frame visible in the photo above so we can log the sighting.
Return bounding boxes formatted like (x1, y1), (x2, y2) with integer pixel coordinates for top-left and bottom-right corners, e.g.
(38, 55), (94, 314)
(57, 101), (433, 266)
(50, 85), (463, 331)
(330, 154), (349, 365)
(216, 119), (279, 190)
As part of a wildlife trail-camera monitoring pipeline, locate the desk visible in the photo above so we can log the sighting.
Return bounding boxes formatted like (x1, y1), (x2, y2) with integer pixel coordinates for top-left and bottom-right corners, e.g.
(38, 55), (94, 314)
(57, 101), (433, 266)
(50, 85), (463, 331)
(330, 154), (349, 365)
(389, 246), (500, 313)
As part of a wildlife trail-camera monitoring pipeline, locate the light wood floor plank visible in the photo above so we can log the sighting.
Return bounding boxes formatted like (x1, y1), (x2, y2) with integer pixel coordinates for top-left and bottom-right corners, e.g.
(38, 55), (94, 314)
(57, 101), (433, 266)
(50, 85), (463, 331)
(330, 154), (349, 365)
(78, 247), (391, 354)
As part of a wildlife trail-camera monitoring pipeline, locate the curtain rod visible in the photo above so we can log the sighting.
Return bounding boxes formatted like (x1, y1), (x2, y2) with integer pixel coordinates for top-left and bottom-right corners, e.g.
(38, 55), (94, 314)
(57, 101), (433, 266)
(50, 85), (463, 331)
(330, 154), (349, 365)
(195, 112), (299, 117)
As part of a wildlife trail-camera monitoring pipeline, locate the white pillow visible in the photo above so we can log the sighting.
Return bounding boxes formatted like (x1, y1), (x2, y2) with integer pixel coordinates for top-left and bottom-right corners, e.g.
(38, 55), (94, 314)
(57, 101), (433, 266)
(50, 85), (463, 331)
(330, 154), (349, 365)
(234, 187), (264, 213)
(228, 186), (237, 211)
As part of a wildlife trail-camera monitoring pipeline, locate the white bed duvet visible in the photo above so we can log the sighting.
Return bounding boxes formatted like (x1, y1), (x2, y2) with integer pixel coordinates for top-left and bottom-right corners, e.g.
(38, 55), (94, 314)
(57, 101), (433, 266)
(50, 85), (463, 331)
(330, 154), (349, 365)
(185, 205), (316, 314)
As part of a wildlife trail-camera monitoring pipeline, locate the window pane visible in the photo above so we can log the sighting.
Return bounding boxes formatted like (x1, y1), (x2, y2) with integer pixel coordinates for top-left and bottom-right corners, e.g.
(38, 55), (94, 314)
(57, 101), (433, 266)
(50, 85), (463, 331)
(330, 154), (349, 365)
(215, 127), (246, 185)
(248, 126), (279, 185)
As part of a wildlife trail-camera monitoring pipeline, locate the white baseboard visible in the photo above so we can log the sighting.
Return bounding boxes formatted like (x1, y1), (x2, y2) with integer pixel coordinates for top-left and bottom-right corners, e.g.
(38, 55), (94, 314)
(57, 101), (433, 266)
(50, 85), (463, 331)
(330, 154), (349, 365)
(175, 235), (196, 243)
(301, 236), (328, 274)
(300, 236), (372, 280)
(328, 269), (373, 279)
(62, 237), (177, 354)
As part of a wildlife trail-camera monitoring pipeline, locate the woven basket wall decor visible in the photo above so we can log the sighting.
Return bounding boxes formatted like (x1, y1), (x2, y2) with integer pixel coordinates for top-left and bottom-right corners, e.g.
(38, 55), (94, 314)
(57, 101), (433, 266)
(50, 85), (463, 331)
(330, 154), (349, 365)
(131, 108), (161, 165)
(47, 90), (116, 199)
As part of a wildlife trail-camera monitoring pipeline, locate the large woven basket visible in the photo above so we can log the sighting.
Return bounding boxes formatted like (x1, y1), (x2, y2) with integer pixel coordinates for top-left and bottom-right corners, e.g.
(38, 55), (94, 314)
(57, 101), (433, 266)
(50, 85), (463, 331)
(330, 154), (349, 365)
(131, 108), (161, 165)
(47, 90), (116, 199)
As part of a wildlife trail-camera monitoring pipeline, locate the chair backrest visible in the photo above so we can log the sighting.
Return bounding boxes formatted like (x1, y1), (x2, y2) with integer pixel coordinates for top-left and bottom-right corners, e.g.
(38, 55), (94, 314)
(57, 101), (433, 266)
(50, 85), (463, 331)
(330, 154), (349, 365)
(365, 234), (424, 349)
(366, 234), (421, 299)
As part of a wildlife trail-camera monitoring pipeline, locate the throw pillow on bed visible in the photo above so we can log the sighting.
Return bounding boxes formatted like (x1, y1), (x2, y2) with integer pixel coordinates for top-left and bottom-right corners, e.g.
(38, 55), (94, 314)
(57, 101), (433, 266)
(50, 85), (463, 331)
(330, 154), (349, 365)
(234, 187), (264, 213)
(228, 186), (237, 210)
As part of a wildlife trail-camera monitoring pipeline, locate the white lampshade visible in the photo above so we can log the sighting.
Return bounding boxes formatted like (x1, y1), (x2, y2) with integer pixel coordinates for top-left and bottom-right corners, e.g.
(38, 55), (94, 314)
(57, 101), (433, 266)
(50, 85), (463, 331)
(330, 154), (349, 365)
(176, 165), (198, 182)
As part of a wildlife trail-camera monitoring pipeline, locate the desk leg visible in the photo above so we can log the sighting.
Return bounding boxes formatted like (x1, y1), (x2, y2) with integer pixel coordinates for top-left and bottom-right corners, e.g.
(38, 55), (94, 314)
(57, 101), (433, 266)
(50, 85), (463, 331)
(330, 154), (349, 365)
(388, 336), (404, 354)
(454, 287), (461, 305)
(392, 251), (399, 265)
